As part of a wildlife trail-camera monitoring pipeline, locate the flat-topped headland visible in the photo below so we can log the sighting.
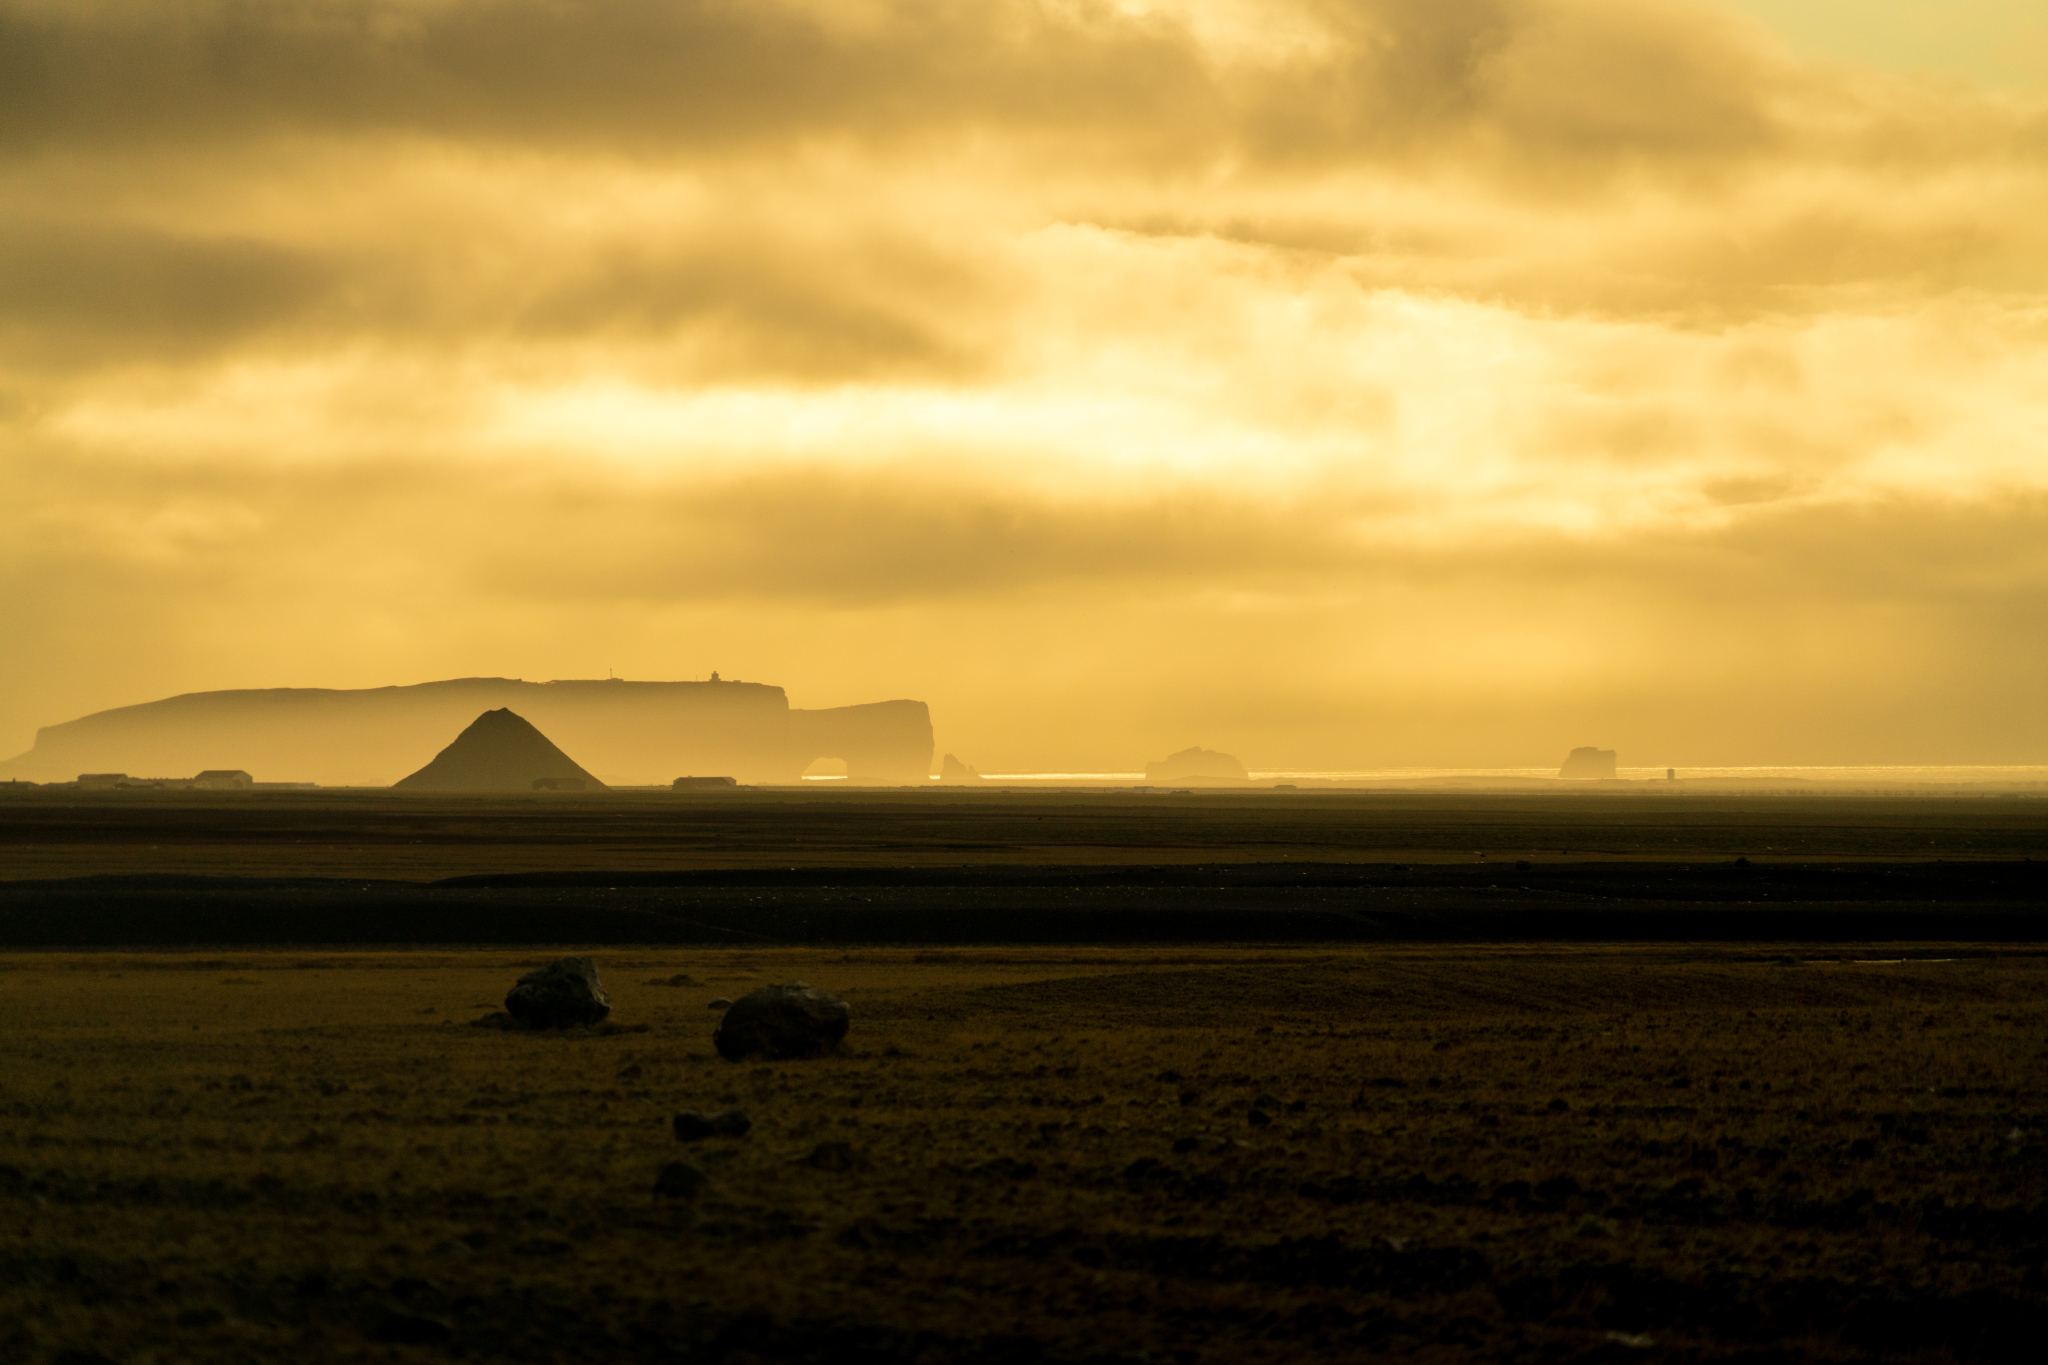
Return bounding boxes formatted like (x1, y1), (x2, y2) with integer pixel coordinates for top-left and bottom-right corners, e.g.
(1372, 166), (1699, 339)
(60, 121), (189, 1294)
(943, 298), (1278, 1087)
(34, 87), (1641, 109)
(0, 677), (933, 787)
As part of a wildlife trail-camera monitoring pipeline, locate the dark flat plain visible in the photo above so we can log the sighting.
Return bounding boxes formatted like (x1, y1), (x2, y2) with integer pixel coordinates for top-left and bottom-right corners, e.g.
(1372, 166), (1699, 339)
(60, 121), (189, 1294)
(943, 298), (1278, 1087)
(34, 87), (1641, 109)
(1, 788), (2044, 945)
(3, 790), (2044, 1363)
(4, 787), (2048, 879)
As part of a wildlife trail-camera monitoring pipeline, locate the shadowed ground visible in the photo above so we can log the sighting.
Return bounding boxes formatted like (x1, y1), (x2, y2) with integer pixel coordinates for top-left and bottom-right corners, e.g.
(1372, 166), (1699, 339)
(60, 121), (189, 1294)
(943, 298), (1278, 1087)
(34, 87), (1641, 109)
(1, 947), (2042, 1364)
(2, 861), (2045, 946)
(2, 789), (2042, 1360)
(3, 787), (2046, 881)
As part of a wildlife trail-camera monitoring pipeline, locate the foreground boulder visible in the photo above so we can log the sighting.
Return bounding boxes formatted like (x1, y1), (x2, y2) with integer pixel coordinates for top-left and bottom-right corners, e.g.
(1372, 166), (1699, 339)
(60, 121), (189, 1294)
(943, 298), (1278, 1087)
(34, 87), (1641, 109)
(714, 981), (850, 1060)
(504, 956), (611, 1028)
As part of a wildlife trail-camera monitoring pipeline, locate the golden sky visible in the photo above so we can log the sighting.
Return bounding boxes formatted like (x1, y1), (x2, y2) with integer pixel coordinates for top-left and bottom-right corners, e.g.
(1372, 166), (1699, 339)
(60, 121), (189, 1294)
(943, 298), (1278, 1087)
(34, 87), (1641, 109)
(3, 0), (2045, 772)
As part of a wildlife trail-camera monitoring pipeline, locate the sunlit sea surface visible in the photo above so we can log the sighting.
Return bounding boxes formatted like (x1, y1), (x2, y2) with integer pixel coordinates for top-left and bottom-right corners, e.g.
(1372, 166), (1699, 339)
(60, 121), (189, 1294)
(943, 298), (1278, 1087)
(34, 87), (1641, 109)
(796, 766), (2048, 787)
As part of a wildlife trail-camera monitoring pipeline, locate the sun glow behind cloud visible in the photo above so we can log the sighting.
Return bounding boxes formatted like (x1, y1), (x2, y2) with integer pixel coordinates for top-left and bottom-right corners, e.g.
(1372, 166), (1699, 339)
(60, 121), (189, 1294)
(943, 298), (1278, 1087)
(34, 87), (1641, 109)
(3, 0), (2047, 770)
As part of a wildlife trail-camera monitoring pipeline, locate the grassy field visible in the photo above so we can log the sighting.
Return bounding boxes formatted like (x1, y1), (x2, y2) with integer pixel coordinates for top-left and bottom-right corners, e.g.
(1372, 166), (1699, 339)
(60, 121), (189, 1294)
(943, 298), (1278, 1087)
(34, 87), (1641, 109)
(4, 946), (2044, 1363)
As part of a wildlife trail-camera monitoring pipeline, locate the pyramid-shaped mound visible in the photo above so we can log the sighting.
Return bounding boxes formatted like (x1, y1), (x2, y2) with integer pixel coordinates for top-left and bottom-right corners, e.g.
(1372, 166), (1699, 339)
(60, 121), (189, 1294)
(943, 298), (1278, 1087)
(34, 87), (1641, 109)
(393, 709), (607, 793)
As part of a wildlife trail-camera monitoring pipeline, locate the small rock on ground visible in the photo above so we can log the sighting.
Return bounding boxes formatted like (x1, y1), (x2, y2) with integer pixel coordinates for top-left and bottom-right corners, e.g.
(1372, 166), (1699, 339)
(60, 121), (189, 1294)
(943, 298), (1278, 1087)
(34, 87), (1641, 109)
(672, 1109), (752, 1141)
(797, 1141), (870, 1172)
(369, 1311), (453, 1345)
(1172, 1133), (1234, 1155)
(653, 1161), (707, 1198)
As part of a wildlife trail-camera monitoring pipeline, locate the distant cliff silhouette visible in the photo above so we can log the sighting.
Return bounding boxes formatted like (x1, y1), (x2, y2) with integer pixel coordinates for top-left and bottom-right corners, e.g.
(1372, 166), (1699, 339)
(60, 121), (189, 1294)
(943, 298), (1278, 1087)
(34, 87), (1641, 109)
(1559, 746), (1618, 779)
(394, 709), (606, 793)
(0, 678), (933, 787)
(1145, 746), (1248, 783)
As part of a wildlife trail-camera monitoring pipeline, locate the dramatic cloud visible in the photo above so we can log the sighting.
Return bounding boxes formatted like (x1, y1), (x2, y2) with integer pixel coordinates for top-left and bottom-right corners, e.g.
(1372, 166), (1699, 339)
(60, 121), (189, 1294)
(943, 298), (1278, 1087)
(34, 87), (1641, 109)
(3, 0), (2045, 770)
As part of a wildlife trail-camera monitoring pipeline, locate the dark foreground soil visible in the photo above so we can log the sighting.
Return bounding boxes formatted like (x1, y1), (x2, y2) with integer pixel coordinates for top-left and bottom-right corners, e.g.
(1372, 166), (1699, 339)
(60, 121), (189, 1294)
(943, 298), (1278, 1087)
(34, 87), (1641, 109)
(2, 947), (2044, 1364)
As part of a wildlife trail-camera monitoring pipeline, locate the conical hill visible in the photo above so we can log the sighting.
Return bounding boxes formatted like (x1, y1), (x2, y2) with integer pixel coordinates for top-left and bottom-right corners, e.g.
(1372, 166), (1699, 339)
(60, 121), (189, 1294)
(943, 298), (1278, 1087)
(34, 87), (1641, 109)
(393, 709), (607, 793)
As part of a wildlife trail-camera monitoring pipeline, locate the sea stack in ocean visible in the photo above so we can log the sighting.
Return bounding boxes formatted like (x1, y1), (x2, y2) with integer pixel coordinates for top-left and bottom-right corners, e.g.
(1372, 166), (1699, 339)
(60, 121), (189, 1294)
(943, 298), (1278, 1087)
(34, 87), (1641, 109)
(1559, 747), (1618, 780)
(1144, 746), (1248, 783)
(939, 753), (986, 784)
(393, 708), (607, 793)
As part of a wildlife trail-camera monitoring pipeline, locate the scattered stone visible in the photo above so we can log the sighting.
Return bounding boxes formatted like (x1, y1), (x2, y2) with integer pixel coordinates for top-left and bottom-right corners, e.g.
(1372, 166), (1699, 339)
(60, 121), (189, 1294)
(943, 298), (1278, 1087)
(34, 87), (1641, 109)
(594, 1021), (649, 1035)
(708, 998), (732, 1010)
(503, 956), (610, 1029)
(1247, 1109), (1273, 1127)
(964, 1156), (1036, 1180)
(617, 1063), (643, 1080)
(369, 1311), (454, 1345)
(714, 981), (850, 1061)
(653, 1161), (707, 1198)
(1171, 1133), (1234, 1155)
(646, 973), (705, 987)
(470, 1012), (516, 1029)
(514, 1237), (572, 1256)
(1178, 1089), (1202, 1107)
(798, 1141), (870, 1172)
(672, 1109), (752, 1141)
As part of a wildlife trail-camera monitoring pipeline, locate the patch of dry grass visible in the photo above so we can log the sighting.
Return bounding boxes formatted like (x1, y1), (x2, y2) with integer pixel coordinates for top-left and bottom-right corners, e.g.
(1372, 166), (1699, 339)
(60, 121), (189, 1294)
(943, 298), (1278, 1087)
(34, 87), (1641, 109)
(2, 947), (2044, 1362)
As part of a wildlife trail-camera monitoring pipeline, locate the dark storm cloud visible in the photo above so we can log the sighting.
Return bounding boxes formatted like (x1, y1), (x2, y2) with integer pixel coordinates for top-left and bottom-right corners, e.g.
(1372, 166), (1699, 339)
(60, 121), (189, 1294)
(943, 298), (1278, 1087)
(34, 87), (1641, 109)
(0, 0), (1213, 157)
(0, 0), (1915, 181)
